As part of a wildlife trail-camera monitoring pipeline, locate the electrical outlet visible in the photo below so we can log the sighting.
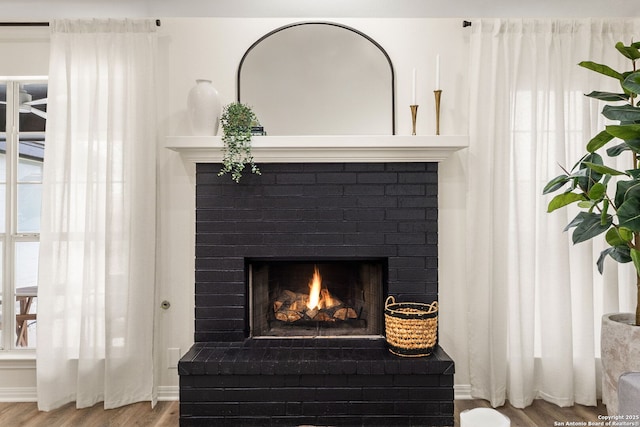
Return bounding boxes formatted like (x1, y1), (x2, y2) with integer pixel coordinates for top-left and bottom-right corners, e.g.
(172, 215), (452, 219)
(167, 347), (181, 369)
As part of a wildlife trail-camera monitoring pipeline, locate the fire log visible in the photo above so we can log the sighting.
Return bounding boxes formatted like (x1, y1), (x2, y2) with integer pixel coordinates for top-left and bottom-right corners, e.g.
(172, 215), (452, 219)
(275, 309), (303, 322)
(272, 288), (357, 323)
(333, 307), (358, 320)
(315, 311), (334, 322)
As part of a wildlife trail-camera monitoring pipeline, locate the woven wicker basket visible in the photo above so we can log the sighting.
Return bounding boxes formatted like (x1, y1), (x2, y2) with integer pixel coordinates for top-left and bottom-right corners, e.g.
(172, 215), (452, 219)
(384, 295), (438, 357)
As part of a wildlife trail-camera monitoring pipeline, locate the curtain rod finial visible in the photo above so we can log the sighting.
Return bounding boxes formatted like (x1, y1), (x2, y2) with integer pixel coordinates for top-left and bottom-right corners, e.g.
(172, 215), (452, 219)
(463, 20), (472, 28)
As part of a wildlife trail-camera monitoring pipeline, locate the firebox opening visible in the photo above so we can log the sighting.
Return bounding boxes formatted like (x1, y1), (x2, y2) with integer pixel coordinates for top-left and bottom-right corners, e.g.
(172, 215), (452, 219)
(248, 258), (387, 338)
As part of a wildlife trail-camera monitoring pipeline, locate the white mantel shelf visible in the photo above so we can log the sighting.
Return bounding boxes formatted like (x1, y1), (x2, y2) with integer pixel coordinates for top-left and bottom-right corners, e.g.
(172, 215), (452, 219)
(165, 135), (468, 163)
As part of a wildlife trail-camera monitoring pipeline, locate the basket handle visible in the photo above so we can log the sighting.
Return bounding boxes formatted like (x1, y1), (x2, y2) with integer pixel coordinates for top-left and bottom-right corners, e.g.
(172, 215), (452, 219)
(385, 295), (395, 309)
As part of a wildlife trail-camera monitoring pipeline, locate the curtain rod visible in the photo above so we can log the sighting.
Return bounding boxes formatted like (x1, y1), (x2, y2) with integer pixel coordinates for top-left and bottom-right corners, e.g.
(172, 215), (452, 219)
(463, 20), (472, 27)
(0, 22), (48, 27)
(0, 20), (162, 27)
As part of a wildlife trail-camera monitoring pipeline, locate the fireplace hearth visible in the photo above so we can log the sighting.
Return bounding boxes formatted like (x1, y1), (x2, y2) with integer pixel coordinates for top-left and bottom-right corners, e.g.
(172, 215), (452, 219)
(179, 161), (455, 426)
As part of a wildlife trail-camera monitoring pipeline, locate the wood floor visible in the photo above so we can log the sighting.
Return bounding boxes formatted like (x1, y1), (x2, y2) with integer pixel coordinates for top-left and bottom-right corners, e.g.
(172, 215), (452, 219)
(0, 399), (608, 426)
(455, 399), (608, 427)
(0, 401), (179, 427)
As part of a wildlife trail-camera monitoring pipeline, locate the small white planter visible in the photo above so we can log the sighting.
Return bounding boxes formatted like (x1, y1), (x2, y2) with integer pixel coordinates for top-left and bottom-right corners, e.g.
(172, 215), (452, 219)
(601, 313), (640, 415)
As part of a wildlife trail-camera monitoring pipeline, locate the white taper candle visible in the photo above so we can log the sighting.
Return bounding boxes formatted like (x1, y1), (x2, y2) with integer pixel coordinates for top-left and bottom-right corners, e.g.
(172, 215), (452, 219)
(412, 68), (417, 104)
(435, 54), (440, 90)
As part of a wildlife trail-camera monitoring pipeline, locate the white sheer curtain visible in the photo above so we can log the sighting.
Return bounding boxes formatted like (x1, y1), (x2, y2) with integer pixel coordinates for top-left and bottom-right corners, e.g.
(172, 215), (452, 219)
(467, 18), (640, 409)
(37, 19), (158, 411)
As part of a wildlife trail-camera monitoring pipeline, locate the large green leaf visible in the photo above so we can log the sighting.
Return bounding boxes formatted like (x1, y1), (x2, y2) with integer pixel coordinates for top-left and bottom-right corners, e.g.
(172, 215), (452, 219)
(627, 168), (640, 179)
(570, 153), (591, 172)
(543, 174), (569, 194)
(606, 227), (627, 246)
(585, 91), (629, 102)
(572, 212), (613, 244)
(617, 195), (640, 231)
(564, 212), (584, 231)
(597, 245), (632, 273)
(578, 200), (597, 209)
(578, 61), (623, 80)
(620, 227), (635, 242)
(588, 182), (606, 200)
(597, 247), (614, 273)
(606, 142), (630, 157)
(622, 72), (640, 96)
(615, 180), (640, 232)
(616, 42), (640, 61)
(576, 153), (604, 192)
(606, 124), (640, 141)
(602, 104), (640, 123)
(547, 192), (586, 212)
(625, 139), (640, 153)
(581, 162), (626, 176)
(610, 245), (632, 263)
(586, 130), (615, 152)
(615, 180), (640, 208)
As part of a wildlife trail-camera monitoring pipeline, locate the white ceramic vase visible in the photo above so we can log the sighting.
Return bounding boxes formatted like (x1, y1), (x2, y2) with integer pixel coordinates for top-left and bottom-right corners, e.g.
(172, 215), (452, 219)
(187, 79), (221, 136)
(601, 313), (640, 415)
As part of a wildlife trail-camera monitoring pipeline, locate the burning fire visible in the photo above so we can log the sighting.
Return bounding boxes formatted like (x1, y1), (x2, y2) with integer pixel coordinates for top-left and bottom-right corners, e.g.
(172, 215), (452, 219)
(306, 266), (322, 309)
(273, 265), (357, 323)
(306, 266), (341, 310)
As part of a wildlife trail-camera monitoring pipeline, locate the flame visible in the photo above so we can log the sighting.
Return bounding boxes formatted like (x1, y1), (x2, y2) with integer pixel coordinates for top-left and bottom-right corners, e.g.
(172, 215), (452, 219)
(320, 288), (339, 309)
(306, 266), (322, 309)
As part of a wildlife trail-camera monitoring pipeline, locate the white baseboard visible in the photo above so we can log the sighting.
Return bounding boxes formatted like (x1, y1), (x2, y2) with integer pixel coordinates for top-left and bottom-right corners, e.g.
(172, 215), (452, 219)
(0, 387), (37, 402)
(0, 386), (179, 403)
(455, 384), (473, 400)
(157, 385), (179, 401)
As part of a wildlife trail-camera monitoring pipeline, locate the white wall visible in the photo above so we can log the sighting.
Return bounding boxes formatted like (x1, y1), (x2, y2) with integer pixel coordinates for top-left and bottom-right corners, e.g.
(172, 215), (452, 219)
(156, 17), (471, 394)
(0, 27), (49, 77)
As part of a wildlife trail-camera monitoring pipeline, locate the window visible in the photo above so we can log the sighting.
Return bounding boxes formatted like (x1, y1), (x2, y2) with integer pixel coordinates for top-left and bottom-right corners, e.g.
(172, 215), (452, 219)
(0, 80), (46, 350)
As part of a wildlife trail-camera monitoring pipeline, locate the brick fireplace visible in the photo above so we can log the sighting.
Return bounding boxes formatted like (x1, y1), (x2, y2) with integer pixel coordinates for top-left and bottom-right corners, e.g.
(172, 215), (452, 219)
(177, 154), (456, 426)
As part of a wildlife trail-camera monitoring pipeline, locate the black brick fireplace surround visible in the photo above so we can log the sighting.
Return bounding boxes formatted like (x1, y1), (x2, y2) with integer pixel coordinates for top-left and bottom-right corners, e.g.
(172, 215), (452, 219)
(178, 162), (455, 426)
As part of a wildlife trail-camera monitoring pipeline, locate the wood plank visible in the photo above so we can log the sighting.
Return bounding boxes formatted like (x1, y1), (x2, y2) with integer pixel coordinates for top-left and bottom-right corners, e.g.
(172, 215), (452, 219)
(3, 402), (43, 426)
(494, 402), (538, 427)
(151, 403), (180, 427)
(573, 400), (609, 420)
(1, 401), (179, 427)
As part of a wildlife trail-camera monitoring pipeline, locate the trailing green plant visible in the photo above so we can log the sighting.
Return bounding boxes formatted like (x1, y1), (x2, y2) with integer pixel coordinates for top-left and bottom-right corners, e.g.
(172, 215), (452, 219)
(544, 41), (640, 326)
(218, 102), (261, 183)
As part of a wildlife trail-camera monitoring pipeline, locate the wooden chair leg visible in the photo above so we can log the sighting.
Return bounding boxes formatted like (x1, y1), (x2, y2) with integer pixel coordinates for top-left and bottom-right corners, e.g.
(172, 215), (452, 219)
(15, 314), (36, 347)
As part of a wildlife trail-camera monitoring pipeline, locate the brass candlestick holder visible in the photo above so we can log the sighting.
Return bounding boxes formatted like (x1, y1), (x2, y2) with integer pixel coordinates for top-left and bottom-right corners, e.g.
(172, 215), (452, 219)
(410, 104), (419, 135)
(434, 90), (442, 135)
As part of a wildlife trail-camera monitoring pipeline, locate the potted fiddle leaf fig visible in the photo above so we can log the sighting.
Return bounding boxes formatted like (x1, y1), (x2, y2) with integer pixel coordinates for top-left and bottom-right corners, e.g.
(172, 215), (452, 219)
(543, 40), (640, 415)
(218, 102), (261, 183)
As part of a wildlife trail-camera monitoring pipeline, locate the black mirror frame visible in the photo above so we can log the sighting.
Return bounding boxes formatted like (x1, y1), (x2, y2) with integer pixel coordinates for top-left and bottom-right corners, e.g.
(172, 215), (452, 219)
(237, 21), (396, 135)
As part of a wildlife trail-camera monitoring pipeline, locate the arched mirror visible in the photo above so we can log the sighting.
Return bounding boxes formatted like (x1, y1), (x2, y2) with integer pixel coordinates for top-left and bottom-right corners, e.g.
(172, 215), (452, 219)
(238, 22), (395, 136)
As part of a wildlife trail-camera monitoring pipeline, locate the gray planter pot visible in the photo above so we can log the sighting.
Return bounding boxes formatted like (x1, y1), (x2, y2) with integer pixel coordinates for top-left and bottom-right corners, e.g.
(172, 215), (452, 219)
(601, 313), (640, 415)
